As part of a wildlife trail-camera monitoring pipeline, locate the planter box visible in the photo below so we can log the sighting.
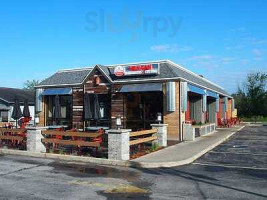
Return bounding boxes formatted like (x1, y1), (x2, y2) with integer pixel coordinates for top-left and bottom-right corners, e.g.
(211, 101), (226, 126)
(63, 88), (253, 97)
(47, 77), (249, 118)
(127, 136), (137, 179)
(183, 123), (216, 141)
(183, 123), (195, 141)
(193, 123), (216, 137)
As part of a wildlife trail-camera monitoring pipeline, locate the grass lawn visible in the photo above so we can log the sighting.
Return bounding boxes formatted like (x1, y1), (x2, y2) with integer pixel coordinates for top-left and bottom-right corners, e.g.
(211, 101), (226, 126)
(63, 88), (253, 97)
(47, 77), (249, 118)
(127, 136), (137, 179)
(241, 117), (267, 122)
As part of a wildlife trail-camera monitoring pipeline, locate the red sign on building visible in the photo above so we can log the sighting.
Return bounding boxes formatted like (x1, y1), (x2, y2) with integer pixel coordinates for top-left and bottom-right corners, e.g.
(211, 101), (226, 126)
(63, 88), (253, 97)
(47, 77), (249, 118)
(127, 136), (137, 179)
(113, 64), (159, 77)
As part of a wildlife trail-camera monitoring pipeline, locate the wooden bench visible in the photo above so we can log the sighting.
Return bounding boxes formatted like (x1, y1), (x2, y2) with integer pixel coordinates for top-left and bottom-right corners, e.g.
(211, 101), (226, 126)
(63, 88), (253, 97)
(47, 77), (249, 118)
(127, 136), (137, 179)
(129, 129), (157, 146)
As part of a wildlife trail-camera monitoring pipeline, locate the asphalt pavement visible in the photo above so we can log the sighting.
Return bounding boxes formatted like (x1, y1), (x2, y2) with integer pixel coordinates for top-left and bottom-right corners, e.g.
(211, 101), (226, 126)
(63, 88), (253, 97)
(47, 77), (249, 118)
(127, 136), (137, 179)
(0, 125), (266, 200)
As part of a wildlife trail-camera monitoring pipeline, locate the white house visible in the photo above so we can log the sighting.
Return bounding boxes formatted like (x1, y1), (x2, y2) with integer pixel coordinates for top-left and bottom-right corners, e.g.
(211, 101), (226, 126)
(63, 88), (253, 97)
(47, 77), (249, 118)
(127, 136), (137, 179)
(0, 87), (35, 126)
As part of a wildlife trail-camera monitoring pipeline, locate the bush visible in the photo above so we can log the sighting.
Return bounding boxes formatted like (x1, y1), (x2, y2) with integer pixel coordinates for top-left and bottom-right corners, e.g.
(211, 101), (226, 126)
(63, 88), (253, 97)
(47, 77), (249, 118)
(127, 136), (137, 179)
(151, 143), (158, 152)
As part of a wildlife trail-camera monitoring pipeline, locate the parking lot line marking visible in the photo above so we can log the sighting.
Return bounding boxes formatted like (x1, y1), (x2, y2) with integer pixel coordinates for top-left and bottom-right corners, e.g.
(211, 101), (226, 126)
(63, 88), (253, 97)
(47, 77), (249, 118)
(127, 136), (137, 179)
(192, 162), (267, 170)
(229, 138), (267, 141)
(208, 151), (267, 156)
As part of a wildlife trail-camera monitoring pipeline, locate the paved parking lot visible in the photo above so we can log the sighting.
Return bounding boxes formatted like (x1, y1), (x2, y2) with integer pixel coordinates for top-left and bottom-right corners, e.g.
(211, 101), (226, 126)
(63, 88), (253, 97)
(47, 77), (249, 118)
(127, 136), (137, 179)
(195, 124), (267, 169)
(0, 125), (266, 199)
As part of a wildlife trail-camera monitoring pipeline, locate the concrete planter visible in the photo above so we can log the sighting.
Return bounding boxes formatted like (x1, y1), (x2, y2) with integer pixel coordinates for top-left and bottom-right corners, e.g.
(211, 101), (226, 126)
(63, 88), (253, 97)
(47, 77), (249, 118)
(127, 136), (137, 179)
(183, 123), (195, 141)
(183, 123), (216, 141)
(193, 123), (216, 137)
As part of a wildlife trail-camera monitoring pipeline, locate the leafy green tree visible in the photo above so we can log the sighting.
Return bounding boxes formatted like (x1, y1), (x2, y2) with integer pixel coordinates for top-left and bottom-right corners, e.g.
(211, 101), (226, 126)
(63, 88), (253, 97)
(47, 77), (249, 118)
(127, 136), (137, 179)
(23, 80), (41, 91)
(234, 72), (267, 119)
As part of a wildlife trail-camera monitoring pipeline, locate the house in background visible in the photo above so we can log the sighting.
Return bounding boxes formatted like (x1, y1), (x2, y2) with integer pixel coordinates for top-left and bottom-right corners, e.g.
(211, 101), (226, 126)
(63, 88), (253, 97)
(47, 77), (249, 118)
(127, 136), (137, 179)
(0, 87), (35, 126)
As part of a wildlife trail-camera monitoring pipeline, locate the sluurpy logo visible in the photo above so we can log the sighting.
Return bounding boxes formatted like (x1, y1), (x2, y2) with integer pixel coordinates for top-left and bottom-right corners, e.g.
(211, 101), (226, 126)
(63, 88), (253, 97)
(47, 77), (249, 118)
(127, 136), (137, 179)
(85, 7), (182, 43)
(114, 66), (125, 77)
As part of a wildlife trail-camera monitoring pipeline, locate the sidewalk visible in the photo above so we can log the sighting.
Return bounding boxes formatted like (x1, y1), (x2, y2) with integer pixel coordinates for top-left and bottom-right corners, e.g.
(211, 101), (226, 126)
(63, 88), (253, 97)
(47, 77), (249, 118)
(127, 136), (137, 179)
(130, 125), (245, 168)
(0, 125), (245, 168)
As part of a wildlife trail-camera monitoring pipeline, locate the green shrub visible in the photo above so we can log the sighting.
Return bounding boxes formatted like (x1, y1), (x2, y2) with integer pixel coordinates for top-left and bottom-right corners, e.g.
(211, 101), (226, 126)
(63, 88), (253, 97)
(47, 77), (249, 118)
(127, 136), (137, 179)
(151, 143), (159, 152)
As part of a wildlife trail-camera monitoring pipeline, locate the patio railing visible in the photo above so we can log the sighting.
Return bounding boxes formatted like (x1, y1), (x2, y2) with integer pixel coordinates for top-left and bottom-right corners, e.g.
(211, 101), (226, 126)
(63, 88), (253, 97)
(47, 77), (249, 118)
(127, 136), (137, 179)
(129, 129), (158, 146)
(41, 129), (107, 157)
(0, 128), (27, 150)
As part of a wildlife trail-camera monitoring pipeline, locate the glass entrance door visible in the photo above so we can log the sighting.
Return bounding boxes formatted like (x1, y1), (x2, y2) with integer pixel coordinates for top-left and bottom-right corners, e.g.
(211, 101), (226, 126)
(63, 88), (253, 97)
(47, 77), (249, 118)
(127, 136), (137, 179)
(125, 92), (163, 131)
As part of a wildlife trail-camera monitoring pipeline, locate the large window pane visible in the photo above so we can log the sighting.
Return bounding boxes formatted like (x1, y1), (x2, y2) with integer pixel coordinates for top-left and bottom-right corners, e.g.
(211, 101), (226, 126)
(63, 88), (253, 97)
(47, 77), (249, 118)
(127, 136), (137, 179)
(0, 111), (8, 122)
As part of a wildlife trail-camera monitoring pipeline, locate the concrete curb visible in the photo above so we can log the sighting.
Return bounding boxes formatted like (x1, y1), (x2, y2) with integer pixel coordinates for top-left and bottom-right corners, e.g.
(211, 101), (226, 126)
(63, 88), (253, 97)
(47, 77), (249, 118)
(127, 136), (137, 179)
(130, 125), (246, 168)
(0, 126), (245, 169)
(0, 149), (131, 167)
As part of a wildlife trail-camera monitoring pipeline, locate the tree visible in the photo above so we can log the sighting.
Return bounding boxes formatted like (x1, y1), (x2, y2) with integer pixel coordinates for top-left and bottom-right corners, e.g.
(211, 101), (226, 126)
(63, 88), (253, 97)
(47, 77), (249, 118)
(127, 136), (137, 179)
(234, 72), (267, 119)
(23, 80), (41, 91)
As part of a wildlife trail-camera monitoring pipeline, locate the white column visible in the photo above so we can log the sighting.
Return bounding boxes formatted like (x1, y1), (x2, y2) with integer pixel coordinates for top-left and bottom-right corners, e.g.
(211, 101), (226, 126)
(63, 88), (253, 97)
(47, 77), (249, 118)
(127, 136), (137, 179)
(27, 127), (47, 153)
(151, 124), (168, 147)
(183, 123), (195, 141)
(106, 129), (131, 161)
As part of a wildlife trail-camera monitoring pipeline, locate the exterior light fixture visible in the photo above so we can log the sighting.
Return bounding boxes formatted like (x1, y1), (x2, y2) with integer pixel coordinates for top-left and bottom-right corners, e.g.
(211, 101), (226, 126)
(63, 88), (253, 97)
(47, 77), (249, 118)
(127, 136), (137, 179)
(116, 116), (122, 129)
(157, 112), (162, 124)
(94, 76), (100, 86)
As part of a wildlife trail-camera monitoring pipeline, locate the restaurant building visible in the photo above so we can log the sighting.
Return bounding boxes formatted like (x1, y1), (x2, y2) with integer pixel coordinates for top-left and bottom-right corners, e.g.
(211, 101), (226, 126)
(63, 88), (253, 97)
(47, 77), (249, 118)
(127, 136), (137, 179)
(35, 60), (234, 142)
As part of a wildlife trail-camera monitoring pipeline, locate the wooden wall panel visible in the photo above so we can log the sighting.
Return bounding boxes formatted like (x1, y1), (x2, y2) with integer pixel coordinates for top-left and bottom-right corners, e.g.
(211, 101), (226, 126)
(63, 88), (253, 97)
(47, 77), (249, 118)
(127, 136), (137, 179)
(72, 87), (84, 129)
(218, 98), (224, 119)
(84, 69), (110, 94)
(185, 100), (190, 121)
(163, 81), (181, 141)
(110, 87), (126, 129)
(227, 99), (232, 119)
(38, 100), (46, 126)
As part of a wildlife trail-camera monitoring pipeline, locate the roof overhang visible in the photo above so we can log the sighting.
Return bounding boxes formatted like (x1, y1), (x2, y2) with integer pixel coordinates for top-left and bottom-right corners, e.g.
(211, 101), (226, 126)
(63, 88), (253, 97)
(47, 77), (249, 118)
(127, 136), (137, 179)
(112, 77), (232, 98)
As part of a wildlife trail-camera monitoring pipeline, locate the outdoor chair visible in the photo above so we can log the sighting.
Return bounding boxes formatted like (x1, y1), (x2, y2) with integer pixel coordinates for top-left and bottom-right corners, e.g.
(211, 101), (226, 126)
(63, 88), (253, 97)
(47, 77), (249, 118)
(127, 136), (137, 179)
(227, 119), (233, 127)
(217, 118), (227, 128)
(53, 127), (64, 151)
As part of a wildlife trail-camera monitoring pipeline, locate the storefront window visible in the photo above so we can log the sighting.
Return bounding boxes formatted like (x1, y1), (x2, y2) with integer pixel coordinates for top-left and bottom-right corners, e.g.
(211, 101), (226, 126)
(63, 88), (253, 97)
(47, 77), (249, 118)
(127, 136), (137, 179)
(98, 94), (111, 120)
(0, 111), (8, 122)
(46, 95), (72, 127)
(86, 94), (111, 128)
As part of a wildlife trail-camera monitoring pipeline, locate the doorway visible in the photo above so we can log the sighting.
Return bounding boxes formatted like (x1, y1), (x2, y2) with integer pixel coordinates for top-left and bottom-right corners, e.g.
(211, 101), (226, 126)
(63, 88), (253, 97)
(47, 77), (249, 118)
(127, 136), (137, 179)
(125, 92), (163, 131)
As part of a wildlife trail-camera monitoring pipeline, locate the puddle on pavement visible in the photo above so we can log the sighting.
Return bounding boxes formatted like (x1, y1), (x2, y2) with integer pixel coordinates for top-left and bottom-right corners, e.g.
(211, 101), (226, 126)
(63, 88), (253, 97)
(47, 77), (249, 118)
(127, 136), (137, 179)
(48, 161), (139, 181)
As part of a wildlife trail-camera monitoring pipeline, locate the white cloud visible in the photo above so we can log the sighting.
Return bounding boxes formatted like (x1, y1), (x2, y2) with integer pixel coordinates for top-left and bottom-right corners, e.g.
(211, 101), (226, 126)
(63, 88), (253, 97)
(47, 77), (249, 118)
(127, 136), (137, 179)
(254, 57), (263, 61)
(187, 55), (213, 61)
(240, 59), (249, 65)
(242, 37), (267, 45)
(229, 27), (246, 32)
(225, 45), (244, 50)
(150, 44), (193, 53)
(150, 44), (178, 53)
(252, 39), (267, 45)
(252, 48), (263, 56)
(221, 57), (235, 64)
(179, 46), (193, 52)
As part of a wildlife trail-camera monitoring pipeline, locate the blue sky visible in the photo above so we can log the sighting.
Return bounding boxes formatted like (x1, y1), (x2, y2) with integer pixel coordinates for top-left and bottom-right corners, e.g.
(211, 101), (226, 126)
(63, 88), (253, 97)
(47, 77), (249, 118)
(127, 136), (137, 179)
(0, 0), (266, 94)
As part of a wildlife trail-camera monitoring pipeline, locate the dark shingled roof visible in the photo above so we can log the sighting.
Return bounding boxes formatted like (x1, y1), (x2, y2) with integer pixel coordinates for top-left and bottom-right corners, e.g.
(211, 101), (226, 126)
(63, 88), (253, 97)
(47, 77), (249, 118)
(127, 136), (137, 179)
(98, 60), (230, 96)
(0, 87), (34, 105)
(37, 68), (92, 87)
(37, 60), (230, 96)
